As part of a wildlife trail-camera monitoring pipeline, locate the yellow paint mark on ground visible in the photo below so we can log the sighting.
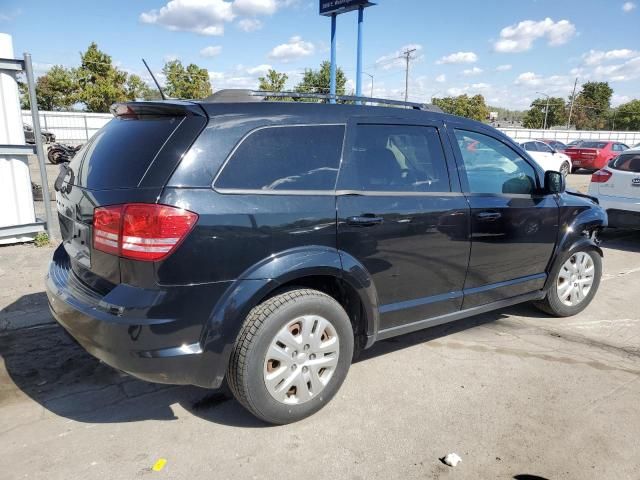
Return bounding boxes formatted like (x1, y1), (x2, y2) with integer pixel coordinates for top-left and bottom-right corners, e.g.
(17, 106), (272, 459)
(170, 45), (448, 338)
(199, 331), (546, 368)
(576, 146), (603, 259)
(152, 458), (167, 472)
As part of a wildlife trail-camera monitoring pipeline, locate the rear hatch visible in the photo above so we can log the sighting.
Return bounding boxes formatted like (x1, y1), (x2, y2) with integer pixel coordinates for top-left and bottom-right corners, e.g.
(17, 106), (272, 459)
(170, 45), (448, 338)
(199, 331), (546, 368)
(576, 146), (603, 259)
(55, 102), (207, 291)
(598, 152), (640, 199)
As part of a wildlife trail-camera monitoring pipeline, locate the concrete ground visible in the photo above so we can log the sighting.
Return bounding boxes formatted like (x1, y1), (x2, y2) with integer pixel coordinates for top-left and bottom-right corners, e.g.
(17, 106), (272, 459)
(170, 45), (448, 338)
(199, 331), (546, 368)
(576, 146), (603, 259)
(1, 173), (639, 479)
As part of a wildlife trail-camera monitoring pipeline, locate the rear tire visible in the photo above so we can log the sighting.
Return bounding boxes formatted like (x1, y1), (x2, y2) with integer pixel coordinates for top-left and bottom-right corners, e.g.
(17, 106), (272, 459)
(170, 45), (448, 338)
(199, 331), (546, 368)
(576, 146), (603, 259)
(534, 249), (602, 317)
(560, 162), (570, 177)
(227, 289), (354, 425)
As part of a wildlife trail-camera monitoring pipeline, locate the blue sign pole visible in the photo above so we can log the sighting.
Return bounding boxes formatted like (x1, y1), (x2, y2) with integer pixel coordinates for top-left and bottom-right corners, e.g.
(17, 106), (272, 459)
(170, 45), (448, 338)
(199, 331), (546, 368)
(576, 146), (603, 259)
(330, 13), (337, 103)
(355, 6), (364, 103)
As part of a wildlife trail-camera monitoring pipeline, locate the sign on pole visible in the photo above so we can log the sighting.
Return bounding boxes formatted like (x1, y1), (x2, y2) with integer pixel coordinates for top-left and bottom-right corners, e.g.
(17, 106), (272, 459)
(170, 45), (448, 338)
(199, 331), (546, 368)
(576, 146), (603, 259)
(320, 0), (374, 17)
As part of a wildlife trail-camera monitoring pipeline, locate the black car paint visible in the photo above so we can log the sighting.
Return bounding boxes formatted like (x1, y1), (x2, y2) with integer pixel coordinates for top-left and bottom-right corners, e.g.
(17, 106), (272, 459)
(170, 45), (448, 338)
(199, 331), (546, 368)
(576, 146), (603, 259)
(46, 101), (607, 389)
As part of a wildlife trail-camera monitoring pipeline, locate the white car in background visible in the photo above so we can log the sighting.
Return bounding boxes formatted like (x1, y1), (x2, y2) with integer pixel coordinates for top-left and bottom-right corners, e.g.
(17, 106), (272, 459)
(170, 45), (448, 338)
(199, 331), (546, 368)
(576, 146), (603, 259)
(588, 148), (640, 229)
(520, 140), (572, 176)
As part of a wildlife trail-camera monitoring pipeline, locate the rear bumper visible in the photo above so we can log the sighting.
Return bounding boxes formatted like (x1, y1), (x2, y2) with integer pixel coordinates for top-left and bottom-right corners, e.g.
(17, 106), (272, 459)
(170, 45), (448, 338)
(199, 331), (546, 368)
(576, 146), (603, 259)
(46, 244), (232, 388)
(588, 193), (640, 228)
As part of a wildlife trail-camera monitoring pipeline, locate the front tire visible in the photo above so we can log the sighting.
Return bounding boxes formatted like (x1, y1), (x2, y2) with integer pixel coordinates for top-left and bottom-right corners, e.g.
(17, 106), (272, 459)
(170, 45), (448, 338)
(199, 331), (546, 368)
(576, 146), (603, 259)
(227, 289), (354, 425)
(560, 162), (571, 177)
(534, 249), (602, 317)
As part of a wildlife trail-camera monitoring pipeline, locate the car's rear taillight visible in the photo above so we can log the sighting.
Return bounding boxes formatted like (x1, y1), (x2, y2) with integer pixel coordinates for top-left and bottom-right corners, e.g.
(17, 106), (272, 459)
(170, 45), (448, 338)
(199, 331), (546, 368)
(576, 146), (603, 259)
(93, 204), (198, 261)
(591, 169), (612, 183)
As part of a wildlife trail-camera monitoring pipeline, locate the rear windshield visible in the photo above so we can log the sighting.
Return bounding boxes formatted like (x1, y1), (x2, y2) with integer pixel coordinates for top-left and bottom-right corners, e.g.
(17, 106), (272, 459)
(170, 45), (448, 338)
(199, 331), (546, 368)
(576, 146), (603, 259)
(580, 141), (607, 149)
(68, 116), (182, 189)
(610, 153), (640, 173)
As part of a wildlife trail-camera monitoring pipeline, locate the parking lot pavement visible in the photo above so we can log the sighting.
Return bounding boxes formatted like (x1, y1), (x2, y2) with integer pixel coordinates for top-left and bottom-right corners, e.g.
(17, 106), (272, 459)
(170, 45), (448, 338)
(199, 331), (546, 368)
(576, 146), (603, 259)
(1, 174), (639, 479)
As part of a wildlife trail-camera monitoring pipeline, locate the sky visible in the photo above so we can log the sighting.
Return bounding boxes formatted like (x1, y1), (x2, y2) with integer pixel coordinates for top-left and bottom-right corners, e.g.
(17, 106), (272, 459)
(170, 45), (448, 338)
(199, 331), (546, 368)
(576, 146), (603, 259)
(1, 0), (639, 109)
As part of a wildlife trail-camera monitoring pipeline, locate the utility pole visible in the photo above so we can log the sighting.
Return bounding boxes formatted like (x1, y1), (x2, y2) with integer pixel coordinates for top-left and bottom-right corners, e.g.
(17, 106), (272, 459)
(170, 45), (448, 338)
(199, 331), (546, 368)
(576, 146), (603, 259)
(536, 91), (551, 129)
(364, 72), (374, 97)
(401, 48), (417, 103)
(567, 77), (578, 129)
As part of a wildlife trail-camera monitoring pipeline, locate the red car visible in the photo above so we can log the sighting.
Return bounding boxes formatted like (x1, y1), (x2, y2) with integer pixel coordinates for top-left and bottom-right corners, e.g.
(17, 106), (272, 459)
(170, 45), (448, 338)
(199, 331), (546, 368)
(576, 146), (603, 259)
(564, 141), (629, 172)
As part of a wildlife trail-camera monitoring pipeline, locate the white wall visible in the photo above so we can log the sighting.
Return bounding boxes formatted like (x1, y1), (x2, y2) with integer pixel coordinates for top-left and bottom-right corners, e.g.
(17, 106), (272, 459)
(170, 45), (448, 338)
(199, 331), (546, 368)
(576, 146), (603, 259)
(22, 109), (640, 148)
(498, 127), (640, 146)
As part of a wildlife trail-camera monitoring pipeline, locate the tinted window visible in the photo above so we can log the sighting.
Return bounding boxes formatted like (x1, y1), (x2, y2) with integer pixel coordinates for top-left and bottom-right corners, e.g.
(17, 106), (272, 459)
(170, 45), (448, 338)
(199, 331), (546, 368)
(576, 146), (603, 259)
(613, 143), (628, 152)
(454, 130), (537, 195)
(522, 142), (538, 152)
(581, 141), (608, 149)
(215, 125), (344, 191)
(536, 142), (554, 153)
(338, 125), (450, 192)
(610, 153), (640, 172)
(70, 116), (181, 189)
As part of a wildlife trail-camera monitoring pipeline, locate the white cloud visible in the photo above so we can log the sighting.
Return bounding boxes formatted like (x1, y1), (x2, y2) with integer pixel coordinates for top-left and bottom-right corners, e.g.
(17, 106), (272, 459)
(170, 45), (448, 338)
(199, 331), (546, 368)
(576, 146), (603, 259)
(268, 36), (315, 62)
(233, 0), (278, 15)
(200, 45), (222, 57)
(237, 18), (263, 31)
(493, 18), (576, 53)
(436, 51), (478, 64)
(622, 2), (636, 12)
(583, 49), (638, 65)
(593, 56), (640, 82)
(246, 64), (272, 75)
(612, 94), (631, 106)
(463, 67), (483, 76)
(164, 53), (180, 62)
(435, 74), (446, 83)
(496, 64), (512, 71)
(375, 44), (424, 70)
(140, 0), (235, 36)
(471, 83), (491, 90)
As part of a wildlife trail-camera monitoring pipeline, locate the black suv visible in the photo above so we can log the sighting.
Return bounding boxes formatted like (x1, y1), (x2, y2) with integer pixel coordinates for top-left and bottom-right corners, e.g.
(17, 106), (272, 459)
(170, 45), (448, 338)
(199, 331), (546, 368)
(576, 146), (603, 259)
(47, 92), (606, 424)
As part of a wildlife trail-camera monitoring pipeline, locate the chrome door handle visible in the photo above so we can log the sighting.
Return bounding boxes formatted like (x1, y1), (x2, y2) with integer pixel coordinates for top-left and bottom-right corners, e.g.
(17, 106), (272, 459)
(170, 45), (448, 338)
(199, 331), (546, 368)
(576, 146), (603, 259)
(347, 215), (384, 227)
(476, 211), (502, 221)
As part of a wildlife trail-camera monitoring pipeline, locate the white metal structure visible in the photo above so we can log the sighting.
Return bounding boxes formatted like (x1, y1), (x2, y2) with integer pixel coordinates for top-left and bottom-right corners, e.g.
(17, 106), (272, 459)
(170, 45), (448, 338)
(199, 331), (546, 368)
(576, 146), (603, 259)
(0, 33), (42, 244)
(588, 148), (640, 229)
(520, 140), (572, 176)
(21, 110), (111, 144)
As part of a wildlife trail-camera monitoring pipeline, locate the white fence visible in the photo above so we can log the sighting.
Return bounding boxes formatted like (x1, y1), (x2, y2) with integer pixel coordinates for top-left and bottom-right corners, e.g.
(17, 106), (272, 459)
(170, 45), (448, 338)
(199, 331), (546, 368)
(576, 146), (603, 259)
(498, 128), (640, 146)
(22, 110), (111, 144)
(22, 110), (640, 148)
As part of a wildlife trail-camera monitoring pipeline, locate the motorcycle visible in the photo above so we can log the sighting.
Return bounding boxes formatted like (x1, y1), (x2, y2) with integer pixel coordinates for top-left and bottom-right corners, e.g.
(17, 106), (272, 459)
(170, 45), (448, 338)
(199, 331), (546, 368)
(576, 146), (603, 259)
(47, 143), (82, 164)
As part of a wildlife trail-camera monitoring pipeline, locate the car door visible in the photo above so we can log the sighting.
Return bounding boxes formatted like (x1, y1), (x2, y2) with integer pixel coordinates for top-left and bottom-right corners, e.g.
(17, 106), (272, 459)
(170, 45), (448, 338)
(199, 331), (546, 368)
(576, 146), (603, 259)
(449, 127), (559, 309)
(336, 118), (470, 331)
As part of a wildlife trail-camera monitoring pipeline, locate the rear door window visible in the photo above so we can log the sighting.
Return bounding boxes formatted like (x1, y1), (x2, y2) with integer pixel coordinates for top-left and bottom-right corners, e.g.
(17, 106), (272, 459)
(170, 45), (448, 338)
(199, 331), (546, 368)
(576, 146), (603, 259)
(70, 116), (183, 189)
(214, 125), (344, 192)
(337, 124), (450, 192)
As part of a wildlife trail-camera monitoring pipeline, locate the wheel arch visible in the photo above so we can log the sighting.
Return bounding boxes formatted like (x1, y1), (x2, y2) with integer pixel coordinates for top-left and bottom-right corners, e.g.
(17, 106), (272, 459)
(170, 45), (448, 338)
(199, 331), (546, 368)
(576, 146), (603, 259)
(199, 246), (380, 384)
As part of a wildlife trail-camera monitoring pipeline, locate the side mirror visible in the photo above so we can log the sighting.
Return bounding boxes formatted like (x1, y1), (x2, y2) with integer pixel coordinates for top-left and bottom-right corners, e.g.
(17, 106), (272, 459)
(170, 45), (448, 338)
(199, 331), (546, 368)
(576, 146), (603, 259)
(544, 170), (565, 194)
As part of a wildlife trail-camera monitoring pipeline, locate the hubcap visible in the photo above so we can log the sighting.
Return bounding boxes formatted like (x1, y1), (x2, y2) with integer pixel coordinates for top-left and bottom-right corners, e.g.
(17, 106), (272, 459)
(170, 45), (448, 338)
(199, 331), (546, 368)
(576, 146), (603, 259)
(263, 315), (340, 405)
(557, 252), (595, 307)
(561, 163), (570, 176)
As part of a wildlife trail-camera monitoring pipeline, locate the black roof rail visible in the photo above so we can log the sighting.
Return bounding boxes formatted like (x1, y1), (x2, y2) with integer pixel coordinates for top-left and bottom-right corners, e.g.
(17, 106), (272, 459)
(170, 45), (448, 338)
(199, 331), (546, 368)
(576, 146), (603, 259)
(204, 89), (443, 112)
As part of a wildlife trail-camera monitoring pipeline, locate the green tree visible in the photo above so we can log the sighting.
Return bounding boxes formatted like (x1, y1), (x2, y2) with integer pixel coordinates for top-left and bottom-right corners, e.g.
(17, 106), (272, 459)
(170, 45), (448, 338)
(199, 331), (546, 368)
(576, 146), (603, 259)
(572, 81), (613, 130)
(294, 61), (347, 98)
(614, 100), (640, 131)
(162, 60), (212, 99)
(522, 97), (566, 129)
(76, 42), (129, 112)
(18, 67), (76, 111)
(432, 94), (489, 122)
(258, 69), (288, 92)
(126, 74), (159, 101)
